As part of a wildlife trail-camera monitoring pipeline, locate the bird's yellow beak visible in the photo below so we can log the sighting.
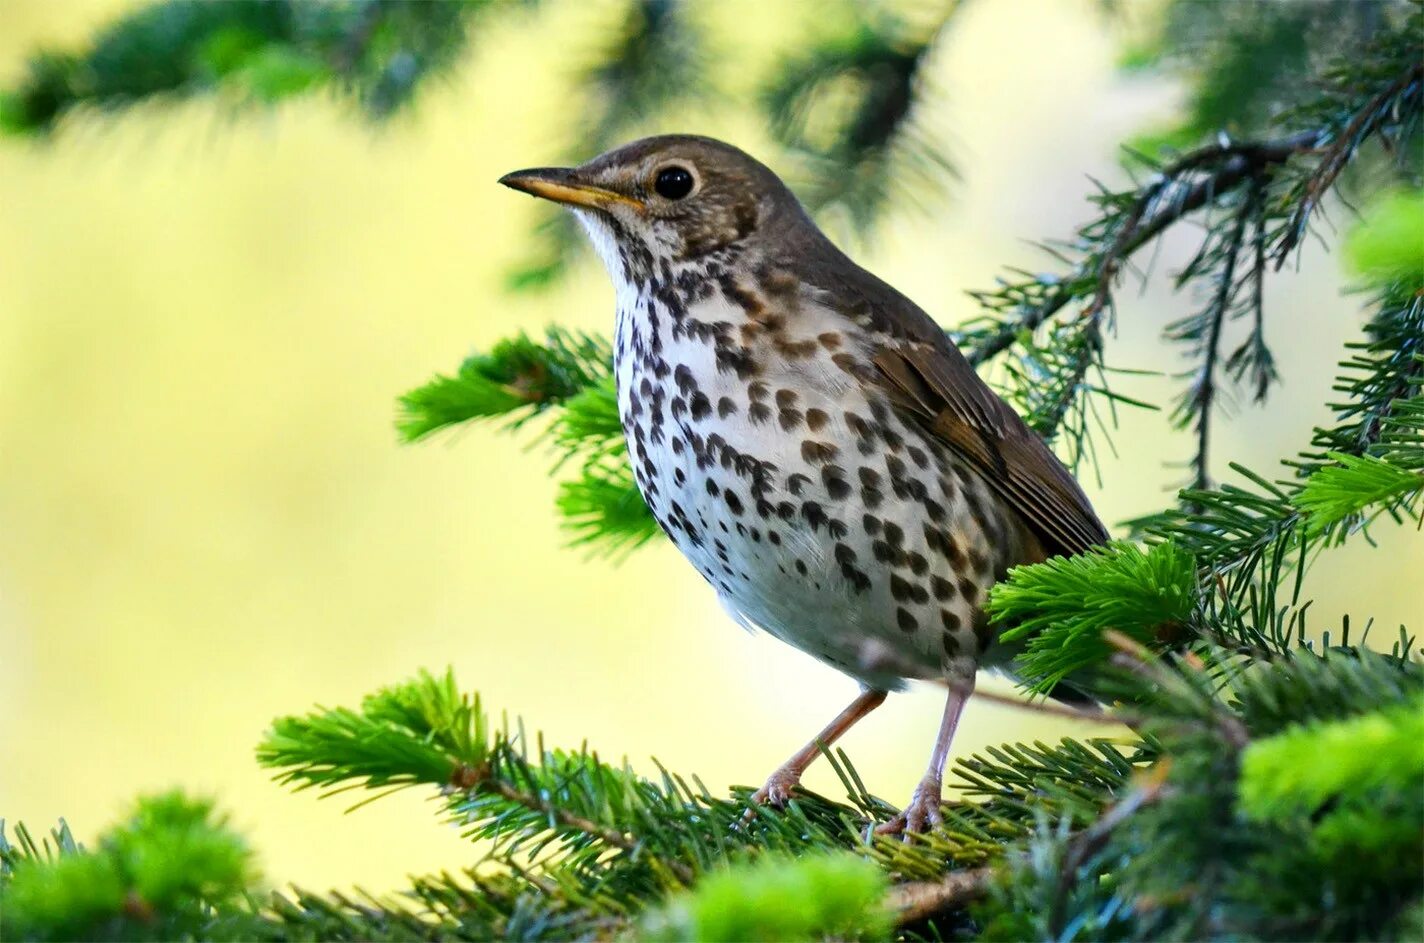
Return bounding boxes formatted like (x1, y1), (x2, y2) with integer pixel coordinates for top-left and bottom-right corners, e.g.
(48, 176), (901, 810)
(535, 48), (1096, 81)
(498, 167), (643, 211)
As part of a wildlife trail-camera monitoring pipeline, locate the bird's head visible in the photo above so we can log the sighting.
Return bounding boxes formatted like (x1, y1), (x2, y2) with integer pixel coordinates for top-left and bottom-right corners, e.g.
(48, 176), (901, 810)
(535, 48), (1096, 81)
(499, 134), (804, 284)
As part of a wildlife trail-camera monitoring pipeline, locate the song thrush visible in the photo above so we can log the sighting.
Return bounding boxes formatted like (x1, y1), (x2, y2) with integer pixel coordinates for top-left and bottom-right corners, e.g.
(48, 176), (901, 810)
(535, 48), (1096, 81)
(500, 135), (1108, 834)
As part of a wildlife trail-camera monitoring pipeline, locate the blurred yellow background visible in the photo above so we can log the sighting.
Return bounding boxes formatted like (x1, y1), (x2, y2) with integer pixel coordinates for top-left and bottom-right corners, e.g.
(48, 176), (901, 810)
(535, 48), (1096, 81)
(1, 0), (1418, 894)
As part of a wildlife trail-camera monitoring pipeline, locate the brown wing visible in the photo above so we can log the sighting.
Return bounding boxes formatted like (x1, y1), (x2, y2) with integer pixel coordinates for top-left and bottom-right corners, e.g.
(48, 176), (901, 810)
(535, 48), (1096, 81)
(871, 340), (1108, 558)
(772, 206), (1109, 558)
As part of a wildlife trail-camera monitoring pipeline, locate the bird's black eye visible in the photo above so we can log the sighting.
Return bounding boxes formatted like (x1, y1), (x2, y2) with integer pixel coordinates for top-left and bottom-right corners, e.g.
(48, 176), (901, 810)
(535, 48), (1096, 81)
(654, 165), (694, 200)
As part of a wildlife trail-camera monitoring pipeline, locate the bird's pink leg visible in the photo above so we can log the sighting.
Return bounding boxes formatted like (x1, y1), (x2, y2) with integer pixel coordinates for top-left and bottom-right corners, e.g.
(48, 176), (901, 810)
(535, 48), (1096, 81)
(876, 674), (975, 836)
(750, 688), (887, 807)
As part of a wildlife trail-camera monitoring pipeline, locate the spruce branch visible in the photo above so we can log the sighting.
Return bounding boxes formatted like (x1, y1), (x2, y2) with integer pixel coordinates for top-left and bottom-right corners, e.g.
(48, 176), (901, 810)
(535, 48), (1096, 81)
(397, 328), (612, 442)
(960, 130), (1320, 370)
(397, 330), (659, 555)
(1166, 176), (1262, 491)
(989, 541), (1198, 695)
(1273, 60), (1424, 266)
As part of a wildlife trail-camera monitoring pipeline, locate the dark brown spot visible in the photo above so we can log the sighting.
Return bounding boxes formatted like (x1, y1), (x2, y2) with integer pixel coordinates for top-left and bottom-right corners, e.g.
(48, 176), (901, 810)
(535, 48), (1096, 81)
(897, 607), (918, 632)
(689, 392), (712, 421)
(862, 514), (882, 535)
(717, 396), (737, 418)
(817, 331), (843, 350)
(890, 574), (913, 602)
(802, 501), (827, 531)
(942, 628), (961, 655)
(958, 578), (978, 603)
(778, 408), (803, 430)
(801, 441), (839, 464)
(724, 492), (744, 516)
(775, 388), (798, 409)
(932, 575), (955, 600)
(805, 408), (829, 433)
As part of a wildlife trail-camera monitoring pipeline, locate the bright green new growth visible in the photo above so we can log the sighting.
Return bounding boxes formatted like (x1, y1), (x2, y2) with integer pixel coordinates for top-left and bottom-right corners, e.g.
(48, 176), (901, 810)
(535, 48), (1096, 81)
(645, 852), (891, 942)
(396, 329), (612, 442)
(990, 542), (1197, 694)
(257, 668), (490, 799)
(1295, 450), (1424, 535)
(396, 330), (660, 552)
(1238, 695), (1424, 821)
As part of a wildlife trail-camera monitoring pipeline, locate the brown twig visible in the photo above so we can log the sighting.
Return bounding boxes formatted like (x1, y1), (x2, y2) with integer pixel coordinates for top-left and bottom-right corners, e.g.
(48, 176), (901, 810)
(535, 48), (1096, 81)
(889, 866), (995, 925)
(935, 678), (1135, 727)
(1273, 63), (1424, 268)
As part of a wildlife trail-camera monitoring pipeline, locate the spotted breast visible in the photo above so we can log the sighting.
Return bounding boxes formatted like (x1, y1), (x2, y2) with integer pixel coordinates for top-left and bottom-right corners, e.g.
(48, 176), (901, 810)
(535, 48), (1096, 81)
(609, 246), (1037, 691)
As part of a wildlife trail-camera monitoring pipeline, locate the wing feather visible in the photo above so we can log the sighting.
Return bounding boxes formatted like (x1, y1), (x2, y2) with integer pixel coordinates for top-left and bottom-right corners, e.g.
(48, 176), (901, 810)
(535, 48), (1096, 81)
(872, 342), (1108, 558)
(777, 216), (1108, 558)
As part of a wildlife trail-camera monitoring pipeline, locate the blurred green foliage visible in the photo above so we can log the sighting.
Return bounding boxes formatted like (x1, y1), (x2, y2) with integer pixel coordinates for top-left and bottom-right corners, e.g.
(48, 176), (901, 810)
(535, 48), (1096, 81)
(1, 793), (250, 941)
(0, 0), (488, 134)
(644, 852), (891, 942)
(1345, 188), (1424, 283)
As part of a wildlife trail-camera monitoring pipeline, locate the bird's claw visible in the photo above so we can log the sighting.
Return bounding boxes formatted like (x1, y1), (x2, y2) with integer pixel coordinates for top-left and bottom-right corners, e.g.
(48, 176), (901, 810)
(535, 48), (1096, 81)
(749, 766), (802, 808)
(874, 779), (943, 840)
(738, 766), (803, 828)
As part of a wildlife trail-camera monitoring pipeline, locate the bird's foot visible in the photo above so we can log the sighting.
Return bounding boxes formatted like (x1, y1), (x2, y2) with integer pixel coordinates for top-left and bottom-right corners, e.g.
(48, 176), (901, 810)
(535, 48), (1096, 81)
(750, 765), (803, 808)
(874, 778), (943, 839)
(737, 766), (804, 829)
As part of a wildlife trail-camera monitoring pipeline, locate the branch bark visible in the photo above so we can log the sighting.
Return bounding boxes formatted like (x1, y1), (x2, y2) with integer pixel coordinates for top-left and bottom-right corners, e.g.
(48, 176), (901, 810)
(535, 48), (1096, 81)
(890, 866), (994, 925)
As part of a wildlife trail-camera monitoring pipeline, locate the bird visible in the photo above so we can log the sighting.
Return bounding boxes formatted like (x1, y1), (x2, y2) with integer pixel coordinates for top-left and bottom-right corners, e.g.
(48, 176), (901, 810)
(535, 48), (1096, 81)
(499, 135), (1108, 834)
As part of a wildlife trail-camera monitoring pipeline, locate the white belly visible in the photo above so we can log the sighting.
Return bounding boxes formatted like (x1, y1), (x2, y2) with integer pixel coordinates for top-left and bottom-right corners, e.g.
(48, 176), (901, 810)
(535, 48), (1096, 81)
(615, 287), (1022, 689)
